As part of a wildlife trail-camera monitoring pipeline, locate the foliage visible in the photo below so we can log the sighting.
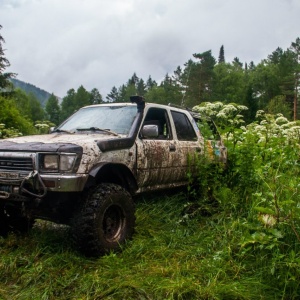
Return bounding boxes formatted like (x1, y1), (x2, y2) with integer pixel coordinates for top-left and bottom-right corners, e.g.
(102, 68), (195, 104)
(10, 78), (53, 108)
(104, 37), (300, 123)
(0, 123), (22, 138)
(0, 96), (36, 136)
(35, 120), (55, 134)
(188, 102), (300, 298)
(0, 25), (15, 94)
(60, 86), (102, 121)
(0, 101), (299, 298)
(12, 89), (45, 122)
(45, 94), (60, 125)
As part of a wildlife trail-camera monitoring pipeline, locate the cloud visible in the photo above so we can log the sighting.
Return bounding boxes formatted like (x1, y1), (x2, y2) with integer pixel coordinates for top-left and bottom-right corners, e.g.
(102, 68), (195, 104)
(0, 0), (300, 98)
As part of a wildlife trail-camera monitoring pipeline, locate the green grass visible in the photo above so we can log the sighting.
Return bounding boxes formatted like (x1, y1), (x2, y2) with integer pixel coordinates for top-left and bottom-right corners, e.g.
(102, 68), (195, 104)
(0, 192), (297, 300)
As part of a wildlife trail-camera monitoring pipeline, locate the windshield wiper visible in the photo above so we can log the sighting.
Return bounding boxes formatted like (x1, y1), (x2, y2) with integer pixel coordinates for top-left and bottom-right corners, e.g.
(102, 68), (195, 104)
(52, 129), (74, 134)
(76, 127), (119, 136)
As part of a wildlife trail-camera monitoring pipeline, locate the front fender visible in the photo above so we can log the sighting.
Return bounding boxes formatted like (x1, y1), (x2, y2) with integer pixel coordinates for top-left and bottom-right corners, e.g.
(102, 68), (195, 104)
(86, 162), (138, 195)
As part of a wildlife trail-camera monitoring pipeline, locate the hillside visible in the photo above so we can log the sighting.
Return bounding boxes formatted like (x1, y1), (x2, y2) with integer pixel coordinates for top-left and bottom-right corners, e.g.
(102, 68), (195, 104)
(10, 78), (53, 108)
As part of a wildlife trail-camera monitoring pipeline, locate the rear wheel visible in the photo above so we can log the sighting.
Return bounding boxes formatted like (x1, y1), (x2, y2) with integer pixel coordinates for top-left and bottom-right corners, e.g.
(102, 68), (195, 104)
(71, 183), (135, 257)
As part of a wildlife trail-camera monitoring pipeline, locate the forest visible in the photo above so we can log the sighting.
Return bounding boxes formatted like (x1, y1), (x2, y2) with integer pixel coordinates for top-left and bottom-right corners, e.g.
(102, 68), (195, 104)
(1, 25), (300, 299)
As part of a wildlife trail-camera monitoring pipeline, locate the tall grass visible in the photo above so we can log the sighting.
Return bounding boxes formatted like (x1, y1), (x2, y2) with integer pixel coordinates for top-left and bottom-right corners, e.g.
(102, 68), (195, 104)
(1, 104), (300, 299)
(0, 191), (285, 299)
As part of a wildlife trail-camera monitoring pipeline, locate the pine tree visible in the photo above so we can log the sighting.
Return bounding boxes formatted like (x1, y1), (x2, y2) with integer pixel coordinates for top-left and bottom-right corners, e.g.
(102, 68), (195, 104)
(218, 45), (225, 63)
(289, 38), (300, 120)
(137, 79), (146, 96)
(0, 25), (15, 93)
(45, 94), (60, 125)
(146, 76), (157, 90)
(90, 88), (103, 104)
(232, 57), (243, 68)
(184, 50), (216, 106)
(106, 86), (119, 102)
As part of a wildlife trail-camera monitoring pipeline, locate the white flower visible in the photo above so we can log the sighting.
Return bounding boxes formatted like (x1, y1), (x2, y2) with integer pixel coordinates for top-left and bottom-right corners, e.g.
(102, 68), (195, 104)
(237, 105), (248, 111)
(275, 116), (288, 125)
(216, 112), (227, 119)
(256, 110), (265, 118)
(260, 120), (268, 125)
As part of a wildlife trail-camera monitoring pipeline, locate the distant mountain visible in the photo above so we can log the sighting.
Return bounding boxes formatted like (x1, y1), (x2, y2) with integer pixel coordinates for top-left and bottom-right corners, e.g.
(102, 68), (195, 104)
(10, 78), (53, 108)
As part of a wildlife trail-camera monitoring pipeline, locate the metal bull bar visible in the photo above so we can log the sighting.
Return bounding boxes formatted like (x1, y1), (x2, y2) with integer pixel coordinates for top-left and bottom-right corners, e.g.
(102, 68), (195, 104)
(0, 171), (47, 201)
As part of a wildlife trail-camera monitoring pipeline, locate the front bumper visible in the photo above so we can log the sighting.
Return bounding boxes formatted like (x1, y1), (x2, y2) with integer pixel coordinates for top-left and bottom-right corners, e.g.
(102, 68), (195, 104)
(0, 170), (88, 201)
(39, 173), (88, 192)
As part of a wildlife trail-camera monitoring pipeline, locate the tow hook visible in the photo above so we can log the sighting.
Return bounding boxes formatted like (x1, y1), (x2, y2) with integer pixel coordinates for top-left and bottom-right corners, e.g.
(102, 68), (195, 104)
(20, 170), (47, 198)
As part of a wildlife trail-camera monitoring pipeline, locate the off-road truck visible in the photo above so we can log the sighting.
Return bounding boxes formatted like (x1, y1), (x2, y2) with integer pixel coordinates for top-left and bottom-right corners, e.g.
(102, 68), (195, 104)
(0, 96), (226, 256)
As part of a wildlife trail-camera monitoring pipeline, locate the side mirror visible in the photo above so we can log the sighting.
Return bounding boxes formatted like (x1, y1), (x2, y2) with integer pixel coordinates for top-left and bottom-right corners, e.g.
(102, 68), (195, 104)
(141, 125), (159, 139)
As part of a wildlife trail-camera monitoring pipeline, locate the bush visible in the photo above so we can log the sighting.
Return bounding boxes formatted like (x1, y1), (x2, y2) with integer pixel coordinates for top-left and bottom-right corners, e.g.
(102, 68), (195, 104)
(190, 103), (300, 298)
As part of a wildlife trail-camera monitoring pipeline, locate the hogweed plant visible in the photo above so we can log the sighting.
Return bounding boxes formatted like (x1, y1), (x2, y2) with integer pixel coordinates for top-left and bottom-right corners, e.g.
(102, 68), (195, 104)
(0, 123), (22, 139)
(191, 102), (300, 297)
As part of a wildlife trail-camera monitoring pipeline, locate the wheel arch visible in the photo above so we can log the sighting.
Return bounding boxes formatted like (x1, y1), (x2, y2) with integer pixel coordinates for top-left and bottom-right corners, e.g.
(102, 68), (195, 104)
(86, 163), (138, 195)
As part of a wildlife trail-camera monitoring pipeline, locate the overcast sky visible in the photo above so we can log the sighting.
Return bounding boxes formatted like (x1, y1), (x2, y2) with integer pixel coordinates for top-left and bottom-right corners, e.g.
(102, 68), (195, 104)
(0, 0), (299, 99)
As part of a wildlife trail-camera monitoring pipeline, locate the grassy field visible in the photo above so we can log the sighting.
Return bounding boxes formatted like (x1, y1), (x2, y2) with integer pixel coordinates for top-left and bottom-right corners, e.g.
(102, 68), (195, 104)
(0, 190), (287, 300)
(2, 104), (300, 299)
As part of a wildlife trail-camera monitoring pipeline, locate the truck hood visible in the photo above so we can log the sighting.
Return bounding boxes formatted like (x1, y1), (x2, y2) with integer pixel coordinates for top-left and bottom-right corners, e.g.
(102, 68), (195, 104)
(0, 133), (118, 153)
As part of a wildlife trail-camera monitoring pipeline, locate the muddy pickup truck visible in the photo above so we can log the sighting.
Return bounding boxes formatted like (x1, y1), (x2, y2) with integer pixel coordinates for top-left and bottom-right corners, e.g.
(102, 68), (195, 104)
(0, 96), (226, 256)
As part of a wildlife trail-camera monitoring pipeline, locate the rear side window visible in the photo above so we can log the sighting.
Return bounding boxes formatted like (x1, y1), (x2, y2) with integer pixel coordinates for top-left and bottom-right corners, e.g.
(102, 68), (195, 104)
(171, 111), (197, 141)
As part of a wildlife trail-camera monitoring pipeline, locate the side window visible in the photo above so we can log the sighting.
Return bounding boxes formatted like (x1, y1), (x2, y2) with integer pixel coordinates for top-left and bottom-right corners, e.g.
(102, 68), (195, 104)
(141, 108), (172, 140)
(171, 111), (197, 141)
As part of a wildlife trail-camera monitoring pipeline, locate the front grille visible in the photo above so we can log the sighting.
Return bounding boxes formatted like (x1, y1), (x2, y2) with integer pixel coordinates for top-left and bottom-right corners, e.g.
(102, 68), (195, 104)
(0, 157), (33, 171)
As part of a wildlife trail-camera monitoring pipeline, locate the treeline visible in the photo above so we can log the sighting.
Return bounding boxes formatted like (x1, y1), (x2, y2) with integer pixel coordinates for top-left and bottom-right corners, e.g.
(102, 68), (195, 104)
(1, 22), (300, 136)
(106, 40), (300, 123)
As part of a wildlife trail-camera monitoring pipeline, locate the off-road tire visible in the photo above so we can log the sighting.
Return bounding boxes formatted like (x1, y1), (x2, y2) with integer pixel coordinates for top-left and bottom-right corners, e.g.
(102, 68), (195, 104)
(71, 183), (135, 257)
(0, 205), (34, 237)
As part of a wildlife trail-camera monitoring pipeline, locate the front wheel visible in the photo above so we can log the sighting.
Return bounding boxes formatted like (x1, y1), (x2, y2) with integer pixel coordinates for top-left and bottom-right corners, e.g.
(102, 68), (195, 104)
(71, 183), (135, 257)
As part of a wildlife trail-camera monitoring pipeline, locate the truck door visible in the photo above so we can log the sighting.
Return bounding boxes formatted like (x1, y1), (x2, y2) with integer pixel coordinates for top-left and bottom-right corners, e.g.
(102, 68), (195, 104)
(169, 110), (203, 177)
(136, 107), (182, 190)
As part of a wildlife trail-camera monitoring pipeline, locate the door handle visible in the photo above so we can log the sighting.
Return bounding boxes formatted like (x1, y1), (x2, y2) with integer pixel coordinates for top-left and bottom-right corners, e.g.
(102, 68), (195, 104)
(169, 144), (176, 152)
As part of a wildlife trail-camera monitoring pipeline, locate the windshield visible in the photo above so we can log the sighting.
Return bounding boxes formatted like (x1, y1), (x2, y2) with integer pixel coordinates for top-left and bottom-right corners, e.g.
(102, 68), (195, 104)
(57, 105), (137, 135)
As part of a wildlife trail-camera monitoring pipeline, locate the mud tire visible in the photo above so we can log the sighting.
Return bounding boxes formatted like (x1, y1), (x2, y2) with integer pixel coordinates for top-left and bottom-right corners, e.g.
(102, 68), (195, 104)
(71, 183), (135, 257)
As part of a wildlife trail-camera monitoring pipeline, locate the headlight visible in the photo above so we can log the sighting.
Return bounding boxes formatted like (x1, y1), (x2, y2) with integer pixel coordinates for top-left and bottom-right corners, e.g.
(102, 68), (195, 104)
(43, 155), (59, 171)
(60, 154), (77, 171)
(40, 153), (77, 172)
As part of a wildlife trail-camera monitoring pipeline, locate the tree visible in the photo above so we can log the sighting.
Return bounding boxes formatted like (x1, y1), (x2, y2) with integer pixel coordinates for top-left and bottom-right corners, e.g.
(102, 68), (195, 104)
(266, 95), (291, 119)
(289, 38), (300, 120)
(12, 89), (45, 122)
(0, 95), (36, 135)
(137, 78), (146, 96)
(90, 88), (103, 104)
(28, 93), (45, 122)
(218, 45), (225, 63)
(60, 88), (76, 120)
(146, 76), (157, 90)
(232, 57), (243, 68)
(213, 62), (246, 104)
(75, 85), (91, 108)
(45, 94), (60, 125)
(0, 25), (15, 94)
(268, 47), (284, 64)
(250, 62), (281, 109)
(106, 86), (119, 102)
(183, 51), (216, 107)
